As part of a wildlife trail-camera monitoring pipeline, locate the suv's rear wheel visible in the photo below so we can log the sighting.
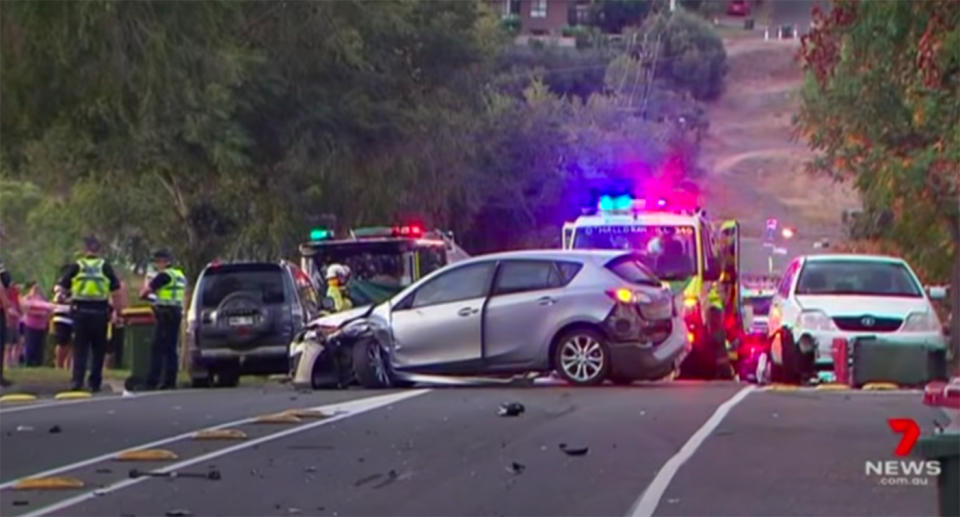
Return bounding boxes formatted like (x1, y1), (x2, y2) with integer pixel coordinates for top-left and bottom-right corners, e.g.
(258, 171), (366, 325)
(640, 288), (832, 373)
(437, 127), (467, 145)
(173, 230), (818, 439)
(214, 369), (240, 388)
(353, 339), (393, 389)
(554, 329), (609, 386)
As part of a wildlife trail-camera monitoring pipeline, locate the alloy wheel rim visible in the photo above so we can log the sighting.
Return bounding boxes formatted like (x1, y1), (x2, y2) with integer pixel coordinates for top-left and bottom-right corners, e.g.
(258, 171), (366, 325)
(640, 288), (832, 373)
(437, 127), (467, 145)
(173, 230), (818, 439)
(368, 344), (389, 385)
(560, 335), (604, 382)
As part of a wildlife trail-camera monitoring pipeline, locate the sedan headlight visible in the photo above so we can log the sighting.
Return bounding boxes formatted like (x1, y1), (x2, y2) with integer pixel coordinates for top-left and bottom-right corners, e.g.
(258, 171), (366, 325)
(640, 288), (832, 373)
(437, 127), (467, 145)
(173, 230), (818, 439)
(902, 311), (941, 332)
(796, 310), (837, 332)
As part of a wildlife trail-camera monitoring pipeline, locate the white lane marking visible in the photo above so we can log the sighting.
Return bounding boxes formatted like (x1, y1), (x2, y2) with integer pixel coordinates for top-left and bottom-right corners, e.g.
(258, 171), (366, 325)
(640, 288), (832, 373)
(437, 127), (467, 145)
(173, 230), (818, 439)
(0, 391), (419, 490)
(17, 389), (429, 517)
(0, 390), (196, 415)
(628, 385), (755, 517)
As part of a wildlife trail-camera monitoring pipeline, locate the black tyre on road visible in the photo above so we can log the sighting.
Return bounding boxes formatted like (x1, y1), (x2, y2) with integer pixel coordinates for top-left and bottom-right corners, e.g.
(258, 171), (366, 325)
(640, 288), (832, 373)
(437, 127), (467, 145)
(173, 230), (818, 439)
(353, 339), (394, 389)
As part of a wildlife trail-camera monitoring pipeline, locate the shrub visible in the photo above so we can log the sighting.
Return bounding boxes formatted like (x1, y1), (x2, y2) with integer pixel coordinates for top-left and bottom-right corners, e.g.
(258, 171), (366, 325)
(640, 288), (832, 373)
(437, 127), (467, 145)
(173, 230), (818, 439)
(641, 10), (727, 100)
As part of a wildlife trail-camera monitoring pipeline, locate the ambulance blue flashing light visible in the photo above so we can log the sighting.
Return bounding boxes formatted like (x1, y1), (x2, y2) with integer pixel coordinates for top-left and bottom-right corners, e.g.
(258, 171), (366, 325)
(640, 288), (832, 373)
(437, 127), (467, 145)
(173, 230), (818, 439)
(598, 194), (634, 212)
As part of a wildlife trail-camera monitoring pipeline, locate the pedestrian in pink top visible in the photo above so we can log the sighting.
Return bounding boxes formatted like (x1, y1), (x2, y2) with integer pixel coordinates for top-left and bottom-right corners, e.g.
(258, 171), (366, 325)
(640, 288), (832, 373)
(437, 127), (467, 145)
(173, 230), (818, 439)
(21, 282), (53, 366)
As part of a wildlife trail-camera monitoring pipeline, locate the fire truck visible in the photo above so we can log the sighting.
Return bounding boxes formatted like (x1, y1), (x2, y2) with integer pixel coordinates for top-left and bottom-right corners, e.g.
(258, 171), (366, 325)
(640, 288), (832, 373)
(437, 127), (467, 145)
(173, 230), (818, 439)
(299, 224), (468, 310)
(562, 193), (742, 379)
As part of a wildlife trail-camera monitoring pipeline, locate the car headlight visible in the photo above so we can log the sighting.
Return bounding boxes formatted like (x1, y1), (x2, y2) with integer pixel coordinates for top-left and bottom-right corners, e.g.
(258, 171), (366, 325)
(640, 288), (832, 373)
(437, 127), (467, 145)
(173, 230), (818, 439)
(902, 312), (940, 332)
(796, 310), (837, 332)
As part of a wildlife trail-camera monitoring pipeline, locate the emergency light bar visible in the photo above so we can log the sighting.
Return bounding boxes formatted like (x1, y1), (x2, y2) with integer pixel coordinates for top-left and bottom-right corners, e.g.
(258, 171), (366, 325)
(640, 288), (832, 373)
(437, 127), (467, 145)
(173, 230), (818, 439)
(593, 194), (702, 216)
(350, 225), (425, 239)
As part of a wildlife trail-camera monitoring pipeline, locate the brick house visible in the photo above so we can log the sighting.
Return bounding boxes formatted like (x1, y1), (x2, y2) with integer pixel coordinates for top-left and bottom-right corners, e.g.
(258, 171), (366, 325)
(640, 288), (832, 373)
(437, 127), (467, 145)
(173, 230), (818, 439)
(490, 0), (593, 36)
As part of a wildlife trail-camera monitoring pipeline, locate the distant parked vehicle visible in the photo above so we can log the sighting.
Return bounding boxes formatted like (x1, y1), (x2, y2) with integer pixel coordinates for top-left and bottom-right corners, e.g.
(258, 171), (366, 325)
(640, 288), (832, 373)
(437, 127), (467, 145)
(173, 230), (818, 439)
(290, 250), (689, 389)
(727, 0), (751, 16)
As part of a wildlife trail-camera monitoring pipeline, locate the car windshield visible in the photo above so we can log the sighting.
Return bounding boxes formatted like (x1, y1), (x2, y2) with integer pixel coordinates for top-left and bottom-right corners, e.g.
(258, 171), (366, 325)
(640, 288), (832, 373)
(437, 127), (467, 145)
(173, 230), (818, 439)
(795, 260), (922, 297)
(573, 225), (698, 281)
(744, 295), (773, 316)
(199, 265), (286, 308)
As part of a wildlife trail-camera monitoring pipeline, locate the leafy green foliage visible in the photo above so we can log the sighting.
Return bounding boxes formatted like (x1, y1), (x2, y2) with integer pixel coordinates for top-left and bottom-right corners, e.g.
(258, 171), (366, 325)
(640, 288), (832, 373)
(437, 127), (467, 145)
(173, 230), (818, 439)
(0, 1), (715, 290)
(796, 0), (960, 354)
(640, 10), (728, 101)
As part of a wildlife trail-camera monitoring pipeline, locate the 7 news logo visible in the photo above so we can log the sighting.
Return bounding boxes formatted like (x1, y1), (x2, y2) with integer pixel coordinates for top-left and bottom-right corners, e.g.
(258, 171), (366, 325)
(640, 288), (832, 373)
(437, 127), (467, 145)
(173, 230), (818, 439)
(864, 418), (940, 486)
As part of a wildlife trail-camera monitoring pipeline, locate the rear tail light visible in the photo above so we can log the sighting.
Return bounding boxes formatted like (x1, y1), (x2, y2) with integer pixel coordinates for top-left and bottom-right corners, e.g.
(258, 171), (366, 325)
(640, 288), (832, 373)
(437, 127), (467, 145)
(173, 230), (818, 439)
(607, 288), (635, 303)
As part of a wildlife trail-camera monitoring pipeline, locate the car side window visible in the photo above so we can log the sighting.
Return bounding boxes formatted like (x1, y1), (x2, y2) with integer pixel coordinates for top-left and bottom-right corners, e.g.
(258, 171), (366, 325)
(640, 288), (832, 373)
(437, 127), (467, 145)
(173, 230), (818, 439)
(411, 262), (494, 308)
(779, 260), (800, 297)
(493, 260), (562, 295)
(555, 261), (583, 285)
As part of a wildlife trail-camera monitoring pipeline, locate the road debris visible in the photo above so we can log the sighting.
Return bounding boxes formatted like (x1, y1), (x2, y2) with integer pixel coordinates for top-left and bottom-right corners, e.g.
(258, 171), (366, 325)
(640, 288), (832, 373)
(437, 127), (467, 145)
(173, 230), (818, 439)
(506, 461), (526, 475)
(93, 489), (108, 497)
(558, 443), (589, 456)
(498, 402), (525, 417)
(288, 508), (302, 514)
(165, 510), (192, 517)
(667, 498), (680, 504)
(305, 466), (318, 473)
(129, 469), (221, 480)
(354, 473), (383, 487)
(371, 470), (399, 489)
(12, 500), (29, 506)
(49, 425), (62, 434)
(15, 425), (34, 432)
(95, 468), (113, 474)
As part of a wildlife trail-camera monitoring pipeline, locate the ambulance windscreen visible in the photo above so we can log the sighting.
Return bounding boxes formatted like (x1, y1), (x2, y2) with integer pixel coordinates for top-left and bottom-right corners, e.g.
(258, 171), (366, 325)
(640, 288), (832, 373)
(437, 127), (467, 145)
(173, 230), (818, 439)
(572, 225), (697, 281)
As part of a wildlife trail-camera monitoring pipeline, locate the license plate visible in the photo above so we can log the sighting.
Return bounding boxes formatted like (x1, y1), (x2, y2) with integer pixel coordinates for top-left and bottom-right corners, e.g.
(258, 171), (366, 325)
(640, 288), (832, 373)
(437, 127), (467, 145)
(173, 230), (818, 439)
(229, 316), (254, 326)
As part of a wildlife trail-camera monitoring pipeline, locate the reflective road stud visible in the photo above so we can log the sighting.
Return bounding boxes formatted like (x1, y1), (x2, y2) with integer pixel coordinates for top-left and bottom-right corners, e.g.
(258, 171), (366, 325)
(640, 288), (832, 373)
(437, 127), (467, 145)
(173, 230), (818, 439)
(0, 393), (38, 403)
(193, 429), (248, 440)
(114, 449), (179, 461)
(14, 477), (85, 490)
(54, 391), (92, 400)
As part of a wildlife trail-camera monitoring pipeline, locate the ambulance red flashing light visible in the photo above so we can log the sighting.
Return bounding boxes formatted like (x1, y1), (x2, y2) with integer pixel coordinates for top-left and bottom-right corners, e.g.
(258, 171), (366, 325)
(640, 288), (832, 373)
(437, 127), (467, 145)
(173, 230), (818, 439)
(393, 224), (424, 237)
(595, 194), (699, 215)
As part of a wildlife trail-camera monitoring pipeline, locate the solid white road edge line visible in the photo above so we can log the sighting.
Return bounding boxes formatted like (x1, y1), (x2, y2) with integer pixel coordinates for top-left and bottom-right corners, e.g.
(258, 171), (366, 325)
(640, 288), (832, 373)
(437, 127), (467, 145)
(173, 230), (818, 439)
(17, 389), (430, 517)
(627, 385), (755, 517)
(0, 390), (424, 491)
(0, 389), (196, 415)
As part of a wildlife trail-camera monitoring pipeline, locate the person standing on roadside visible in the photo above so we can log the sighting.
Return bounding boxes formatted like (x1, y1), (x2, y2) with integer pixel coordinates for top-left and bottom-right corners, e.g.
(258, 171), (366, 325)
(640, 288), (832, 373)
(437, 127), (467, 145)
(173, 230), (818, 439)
(58, 237), (125, 392)
(140, 249), (186, 390)
(51, 283), (74, 370)
(5, 283), (22, 367)
(0, 258), (18, 386)
(21, 281), (53, 367)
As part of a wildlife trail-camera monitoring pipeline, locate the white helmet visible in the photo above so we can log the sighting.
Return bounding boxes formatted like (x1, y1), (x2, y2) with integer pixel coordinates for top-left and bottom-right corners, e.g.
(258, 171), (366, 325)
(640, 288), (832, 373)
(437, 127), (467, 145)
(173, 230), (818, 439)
(325, 263), (350, 281)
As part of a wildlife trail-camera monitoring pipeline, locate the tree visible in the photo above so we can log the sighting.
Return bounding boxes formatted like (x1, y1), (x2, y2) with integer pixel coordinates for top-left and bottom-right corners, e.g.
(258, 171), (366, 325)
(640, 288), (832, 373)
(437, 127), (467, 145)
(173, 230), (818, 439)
(639, 9), (728, 101)
(796, 0), (960, 360)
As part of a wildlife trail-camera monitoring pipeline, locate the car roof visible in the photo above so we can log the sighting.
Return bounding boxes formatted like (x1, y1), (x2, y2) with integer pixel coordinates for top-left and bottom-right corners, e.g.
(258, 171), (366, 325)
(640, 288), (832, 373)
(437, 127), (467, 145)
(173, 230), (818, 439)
(801, 253), (907, 264)
(457, 249), (628, 264)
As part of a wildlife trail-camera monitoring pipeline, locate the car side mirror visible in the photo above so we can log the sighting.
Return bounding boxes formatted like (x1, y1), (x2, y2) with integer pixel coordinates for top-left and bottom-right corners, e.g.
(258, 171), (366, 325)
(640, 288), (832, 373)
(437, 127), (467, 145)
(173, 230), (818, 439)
(927, 286), (948, 301)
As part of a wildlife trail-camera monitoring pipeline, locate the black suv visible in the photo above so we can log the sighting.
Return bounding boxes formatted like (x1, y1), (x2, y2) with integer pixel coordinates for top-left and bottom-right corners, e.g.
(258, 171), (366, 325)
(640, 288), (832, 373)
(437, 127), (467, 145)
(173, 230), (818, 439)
(186, 262), (317, 387)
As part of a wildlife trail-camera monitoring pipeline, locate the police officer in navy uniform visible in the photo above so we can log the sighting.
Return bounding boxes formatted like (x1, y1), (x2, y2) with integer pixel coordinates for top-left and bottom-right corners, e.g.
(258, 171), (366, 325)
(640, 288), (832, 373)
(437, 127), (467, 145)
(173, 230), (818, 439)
(140, 249), (186, 390)
(58, 237), (124, 392)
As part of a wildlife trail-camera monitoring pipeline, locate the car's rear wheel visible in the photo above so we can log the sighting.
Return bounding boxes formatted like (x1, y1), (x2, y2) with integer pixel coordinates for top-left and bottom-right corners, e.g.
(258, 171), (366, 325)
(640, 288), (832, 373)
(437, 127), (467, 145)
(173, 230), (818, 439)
(554, 329), (609, 386)
(353, 339), (393, 389)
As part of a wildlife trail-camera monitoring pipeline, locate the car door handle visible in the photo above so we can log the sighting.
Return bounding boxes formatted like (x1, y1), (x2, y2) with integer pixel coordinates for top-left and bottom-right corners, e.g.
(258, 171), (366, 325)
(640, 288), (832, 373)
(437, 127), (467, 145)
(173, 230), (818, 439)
(457, 307), (478, 317)
(538, 296), (557, 306)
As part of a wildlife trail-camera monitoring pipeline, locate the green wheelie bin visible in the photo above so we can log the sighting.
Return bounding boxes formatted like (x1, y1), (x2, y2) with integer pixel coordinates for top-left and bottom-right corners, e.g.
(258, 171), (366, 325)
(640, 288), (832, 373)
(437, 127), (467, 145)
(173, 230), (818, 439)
(919, 380), (960, 517)
(122, 307), (156, 390)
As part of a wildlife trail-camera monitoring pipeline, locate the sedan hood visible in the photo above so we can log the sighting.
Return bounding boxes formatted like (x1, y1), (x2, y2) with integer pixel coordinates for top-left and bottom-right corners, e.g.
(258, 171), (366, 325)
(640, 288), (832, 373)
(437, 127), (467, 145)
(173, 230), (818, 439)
(795, 295), (929, 317)
(308, 306), (373, 328)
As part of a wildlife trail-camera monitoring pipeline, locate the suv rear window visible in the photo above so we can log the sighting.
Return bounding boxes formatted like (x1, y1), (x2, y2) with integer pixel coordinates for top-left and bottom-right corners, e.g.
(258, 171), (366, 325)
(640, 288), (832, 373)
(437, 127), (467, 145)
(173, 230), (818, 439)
(605, 255), (660, 286)
(200, 264), (286, 308)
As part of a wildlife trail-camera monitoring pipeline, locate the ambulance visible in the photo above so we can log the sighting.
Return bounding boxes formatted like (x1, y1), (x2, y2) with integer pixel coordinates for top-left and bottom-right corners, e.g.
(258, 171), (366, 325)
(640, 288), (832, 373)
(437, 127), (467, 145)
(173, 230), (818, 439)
(562, 193), (741, 379)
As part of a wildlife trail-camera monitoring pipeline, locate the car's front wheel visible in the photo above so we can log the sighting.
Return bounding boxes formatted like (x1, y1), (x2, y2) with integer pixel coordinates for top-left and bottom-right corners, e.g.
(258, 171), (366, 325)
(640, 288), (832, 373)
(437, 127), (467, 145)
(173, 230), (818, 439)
(353, 339), (393, 389)
(554, 329), (610, 386)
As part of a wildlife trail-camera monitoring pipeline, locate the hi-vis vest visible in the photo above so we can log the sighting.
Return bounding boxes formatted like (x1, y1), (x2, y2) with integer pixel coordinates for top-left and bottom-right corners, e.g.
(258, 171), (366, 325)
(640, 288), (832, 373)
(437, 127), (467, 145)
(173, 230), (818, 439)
(72, 258), (109, 302)
(155, 268), (187, 307)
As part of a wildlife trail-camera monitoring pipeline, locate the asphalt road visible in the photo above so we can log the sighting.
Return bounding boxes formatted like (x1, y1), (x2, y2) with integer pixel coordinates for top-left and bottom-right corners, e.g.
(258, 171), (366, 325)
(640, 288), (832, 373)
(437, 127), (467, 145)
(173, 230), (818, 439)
(0, 382), (948, 517)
